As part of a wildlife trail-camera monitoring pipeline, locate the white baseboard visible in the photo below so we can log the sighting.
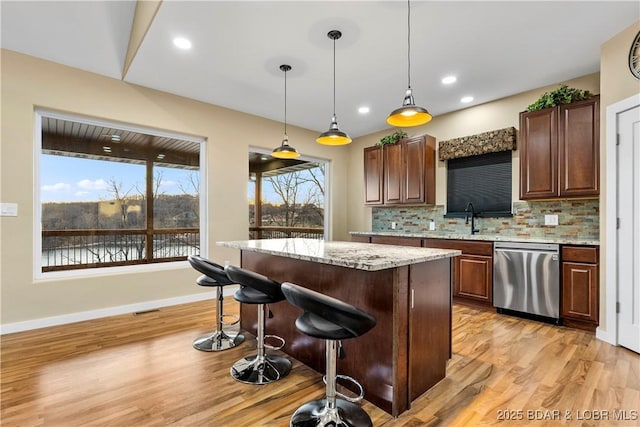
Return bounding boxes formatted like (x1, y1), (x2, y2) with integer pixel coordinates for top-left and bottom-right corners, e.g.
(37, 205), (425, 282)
(0, 286), (239, 335)
(596, 326), (617, 346)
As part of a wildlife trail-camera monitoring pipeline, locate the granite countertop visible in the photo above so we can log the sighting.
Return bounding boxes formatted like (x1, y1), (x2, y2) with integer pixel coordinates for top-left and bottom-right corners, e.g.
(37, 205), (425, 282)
(349, 231), (599, 246)
(217, 238), (461, 271)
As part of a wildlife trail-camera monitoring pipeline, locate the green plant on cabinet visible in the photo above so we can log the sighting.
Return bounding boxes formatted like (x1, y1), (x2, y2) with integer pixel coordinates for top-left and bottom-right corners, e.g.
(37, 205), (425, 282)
(377, 130), (407, 147)
(525, 85), (594, 112)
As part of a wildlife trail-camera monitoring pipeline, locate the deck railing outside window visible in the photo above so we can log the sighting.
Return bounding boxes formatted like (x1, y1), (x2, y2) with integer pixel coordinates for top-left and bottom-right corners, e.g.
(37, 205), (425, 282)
(249, 226), (323, 240)
(42, 229), (199, 271)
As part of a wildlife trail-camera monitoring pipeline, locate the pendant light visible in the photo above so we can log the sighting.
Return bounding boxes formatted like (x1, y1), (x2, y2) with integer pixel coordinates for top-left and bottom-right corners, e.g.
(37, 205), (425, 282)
(317, 30), (352, 146)
(272, 64), (300, 159)
(386, 0), (432, 127)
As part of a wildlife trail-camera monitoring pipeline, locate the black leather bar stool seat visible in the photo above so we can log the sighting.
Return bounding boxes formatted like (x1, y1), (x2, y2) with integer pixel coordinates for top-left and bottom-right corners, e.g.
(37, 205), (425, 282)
(225, 265), (291, 385)
(281, 282), (377, 427)
(187, 255), (244, 351)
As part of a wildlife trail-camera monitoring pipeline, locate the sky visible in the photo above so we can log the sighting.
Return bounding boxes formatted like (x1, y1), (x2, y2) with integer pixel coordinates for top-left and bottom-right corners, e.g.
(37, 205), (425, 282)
(40, 154), (197, 203)
(40, 154), (323, 205)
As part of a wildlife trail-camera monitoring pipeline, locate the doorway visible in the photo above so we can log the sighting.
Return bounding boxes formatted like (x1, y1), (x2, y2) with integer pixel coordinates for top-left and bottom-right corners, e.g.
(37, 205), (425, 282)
(604, 93), (640, 353)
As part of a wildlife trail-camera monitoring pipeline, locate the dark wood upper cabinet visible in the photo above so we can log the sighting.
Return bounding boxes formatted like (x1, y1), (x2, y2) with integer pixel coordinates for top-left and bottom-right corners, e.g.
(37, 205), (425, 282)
(363, 146), (384, 205)
(520, 107), (558, 199)
(365, 135), (435, 206)
(558, 97), (600, 197)
(383, 142), (404, 204)
(520, 95), (599, 200)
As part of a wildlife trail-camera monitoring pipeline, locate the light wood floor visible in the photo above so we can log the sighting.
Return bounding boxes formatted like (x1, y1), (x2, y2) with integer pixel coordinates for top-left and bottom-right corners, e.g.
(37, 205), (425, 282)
(1, 300), (638, 426)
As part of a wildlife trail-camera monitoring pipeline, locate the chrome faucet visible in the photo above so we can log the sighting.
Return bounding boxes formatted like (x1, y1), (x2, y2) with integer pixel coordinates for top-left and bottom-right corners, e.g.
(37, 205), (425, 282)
(465, 202), (479, 235)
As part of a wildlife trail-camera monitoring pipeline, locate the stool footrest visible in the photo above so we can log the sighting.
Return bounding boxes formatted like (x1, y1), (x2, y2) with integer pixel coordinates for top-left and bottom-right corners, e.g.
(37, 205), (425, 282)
(323, 374), (365, 403)
(263, 334), (286, 351)
(220, 313), (240, 326)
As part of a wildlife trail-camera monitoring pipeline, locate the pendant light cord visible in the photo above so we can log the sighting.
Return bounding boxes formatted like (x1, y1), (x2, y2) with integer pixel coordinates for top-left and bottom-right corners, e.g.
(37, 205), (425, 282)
(333, 35), (336, 116)
(407, 0), (412, 90)
(284, 67), (288, 135)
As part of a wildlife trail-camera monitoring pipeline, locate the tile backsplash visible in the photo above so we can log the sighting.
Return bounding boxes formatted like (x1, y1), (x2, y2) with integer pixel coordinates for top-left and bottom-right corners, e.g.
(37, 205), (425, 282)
(372, 200), (599, 241)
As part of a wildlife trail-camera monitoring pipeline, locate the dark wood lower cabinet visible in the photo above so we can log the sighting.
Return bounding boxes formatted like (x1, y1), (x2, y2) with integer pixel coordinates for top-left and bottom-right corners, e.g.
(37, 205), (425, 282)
(454, 254), (493, 304)
(409, 260), (451, 401)
(370, 235), (422, 246)
(561, 246), (599, 331)
(423, 239), (494, 307)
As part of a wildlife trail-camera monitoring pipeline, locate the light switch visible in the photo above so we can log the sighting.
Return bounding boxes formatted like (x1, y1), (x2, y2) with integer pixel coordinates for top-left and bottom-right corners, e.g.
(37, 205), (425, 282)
(1, 203), (18, 217)
(544, 214), (558, 226)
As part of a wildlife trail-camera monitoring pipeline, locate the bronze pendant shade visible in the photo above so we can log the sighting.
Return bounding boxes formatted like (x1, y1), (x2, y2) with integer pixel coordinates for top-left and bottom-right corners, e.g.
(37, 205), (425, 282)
(317, 30), (352, 146)
(272, 64), (300, 159)
(387, 0), (432, 127)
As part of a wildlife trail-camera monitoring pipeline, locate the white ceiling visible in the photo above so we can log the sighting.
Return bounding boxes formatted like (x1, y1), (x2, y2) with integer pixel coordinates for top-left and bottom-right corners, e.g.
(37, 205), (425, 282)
(2, 1), (638, 138)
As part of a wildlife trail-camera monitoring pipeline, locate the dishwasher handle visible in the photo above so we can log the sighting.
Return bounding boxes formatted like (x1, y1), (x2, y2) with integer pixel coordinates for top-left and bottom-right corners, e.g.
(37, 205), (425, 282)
(494, 241), (560, 253)
(494, 247), (559, 260)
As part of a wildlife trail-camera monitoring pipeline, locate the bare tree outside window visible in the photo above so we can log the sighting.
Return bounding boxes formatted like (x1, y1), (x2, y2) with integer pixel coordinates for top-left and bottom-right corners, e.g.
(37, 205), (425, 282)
(249, 160), (325, 240)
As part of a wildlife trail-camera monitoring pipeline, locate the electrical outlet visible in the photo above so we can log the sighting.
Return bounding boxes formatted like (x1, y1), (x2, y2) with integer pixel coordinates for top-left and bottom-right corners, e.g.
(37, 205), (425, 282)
(391, 221), (397, 230)
(544, 214), (558, 226)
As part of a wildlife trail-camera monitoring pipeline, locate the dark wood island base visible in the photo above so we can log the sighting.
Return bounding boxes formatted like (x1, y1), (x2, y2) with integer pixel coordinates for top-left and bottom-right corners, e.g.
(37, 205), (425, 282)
(238, 250), (453, 416)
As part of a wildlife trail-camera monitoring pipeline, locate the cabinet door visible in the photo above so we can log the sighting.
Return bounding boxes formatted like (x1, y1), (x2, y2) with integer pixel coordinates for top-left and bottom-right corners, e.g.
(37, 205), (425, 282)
(363, 146), (384, 205)
(562, 262), (598, 322)
(403, 136), (426, 204)
(384, 142), (403, 204)
(409, 258), (451, 401)
(559, 96), (600, 197)
(453, 254), (492, 303)
(520, 108), (558, 199)
(402, 135), (436, 205)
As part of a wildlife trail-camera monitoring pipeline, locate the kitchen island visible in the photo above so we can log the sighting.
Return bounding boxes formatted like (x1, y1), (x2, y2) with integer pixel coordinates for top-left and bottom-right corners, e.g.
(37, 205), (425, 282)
(217, 238), (460, 416)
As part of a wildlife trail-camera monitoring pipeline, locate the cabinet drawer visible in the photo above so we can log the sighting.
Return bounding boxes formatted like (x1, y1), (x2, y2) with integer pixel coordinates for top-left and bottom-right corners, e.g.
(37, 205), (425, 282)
(423, 238), (493, 256)
(371, 236), (422, 247)
(562, 246), (598, 263)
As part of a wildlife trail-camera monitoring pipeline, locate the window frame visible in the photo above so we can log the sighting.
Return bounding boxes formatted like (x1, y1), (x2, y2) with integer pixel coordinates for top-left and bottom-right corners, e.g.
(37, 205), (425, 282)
(34, 109), (207, 280)
(248, 147), (331, 241)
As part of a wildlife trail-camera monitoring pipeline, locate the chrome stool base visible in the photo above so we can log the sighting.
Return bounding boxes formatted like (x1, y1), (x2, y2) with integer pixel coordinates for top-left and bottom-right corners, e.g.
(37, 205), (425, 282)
(290, 399), (373, 427)
(230, 354), (291, 385)
(193, 330), (244, 352)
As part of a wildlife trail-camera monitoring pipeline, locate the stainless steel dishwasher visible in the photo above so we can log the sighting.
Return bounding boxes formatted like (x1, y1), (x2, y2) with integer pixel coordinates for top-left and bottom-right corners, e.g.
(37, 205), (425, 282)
(493, 241), (560, 323)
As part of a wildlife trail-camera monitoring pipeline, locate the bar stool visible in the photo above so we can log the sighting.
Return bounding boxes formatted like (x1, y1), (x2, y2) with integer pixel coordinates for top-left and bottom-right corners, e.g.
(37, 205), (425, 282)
(281, 282), (377, 427)
(225, 265), (291, 385)
(187, 255), (244, 351)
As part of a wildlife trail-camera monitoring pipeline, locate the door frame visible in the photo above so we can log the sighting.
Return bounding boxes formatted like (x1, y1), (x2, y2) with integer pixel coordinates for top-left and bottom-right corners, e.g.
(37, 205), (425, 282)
(601, 92), (640, 345)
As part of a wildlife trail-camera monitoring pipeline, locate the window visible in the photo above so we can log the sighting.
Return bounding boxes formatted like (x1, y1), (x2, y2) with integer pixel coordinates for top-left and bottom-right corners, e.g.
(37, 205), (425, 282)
(248, 150), (328, 240)
(37, 111), (204, 274)
(446, 151), (512, 217)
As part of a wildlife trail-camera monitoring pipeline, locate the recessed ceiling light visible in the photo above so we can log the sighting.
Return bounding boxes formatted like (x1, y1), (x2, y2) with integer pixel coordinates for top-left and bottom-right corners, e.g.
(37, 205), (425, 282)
(461, 96), (474, 103)
(173, 37), (192, 50)
(442, 76), (457, 84)
(358, 106), (370, 114)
